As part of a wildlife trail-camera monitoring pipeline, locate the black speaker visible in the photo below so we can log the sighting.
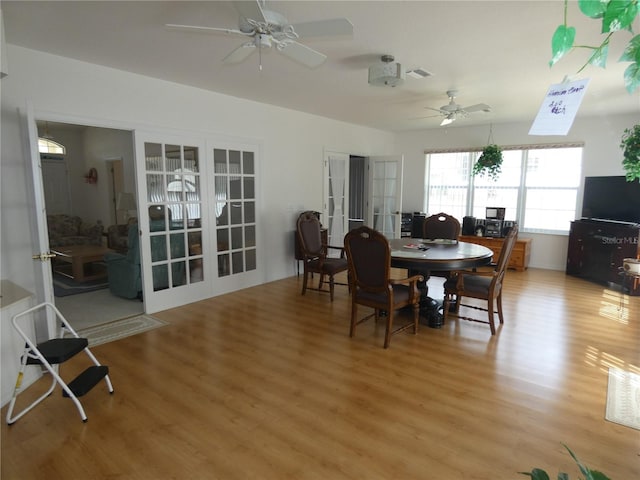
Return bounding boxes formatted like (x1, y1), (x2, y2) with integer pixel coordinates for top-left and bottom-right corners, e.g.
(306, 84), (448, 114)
(412, 215), (426, 238)
(502, 221), (517, 237)
(462, 216), (476, 236)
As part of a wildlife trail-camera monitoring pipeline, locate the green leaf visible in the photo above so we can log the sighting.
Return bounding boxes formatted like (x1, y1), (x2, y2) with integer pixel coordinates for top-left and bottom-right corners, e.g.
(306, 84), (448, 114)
(550, 25), (576, 66)
(518, 469), (551, 480)
(557, 473), (569, 480)
(578, 0), (608, 18)
(602, 0), (639, 32)
(590, 470), (612, 480)
(563, 444), (591, 478)
(587, 43), (610, 67)
(623, 61), (640, 93)
(619, 34), (640, 63)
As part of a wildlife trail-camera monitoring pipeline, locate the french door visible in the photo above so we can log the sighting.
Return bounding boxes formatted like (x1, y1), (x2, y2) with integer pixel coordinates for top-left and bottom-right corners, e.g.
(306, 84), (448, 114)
(135, 133), (212, 313)
(135, 132), (262, 312)
(209, 143), (260, 294)
(368, 155), (404, 239)
(323, 151), (349, 251)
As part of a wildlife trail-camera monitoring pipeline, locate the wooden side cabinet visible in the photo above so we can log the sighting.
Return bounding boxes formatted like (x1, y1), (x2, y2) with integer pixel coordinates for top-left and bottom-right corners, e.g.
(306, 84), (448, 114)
(459, 235), (532, 271)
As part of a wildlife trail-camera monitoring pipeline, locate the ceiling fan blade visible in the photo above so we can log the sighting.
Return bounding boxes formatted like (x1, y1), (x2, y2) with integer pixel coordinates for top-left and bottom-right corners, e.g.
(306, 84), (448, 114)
(232, 0), (266, 23)
(463, 103), (491, 113)
(292, 18), (354, 37)
(223, 42), (257, 64)
(166, 24), (247, 36)
(279, 41), (327, 68)
(425, 107), (446, 115)
(410, 113), (445, 120)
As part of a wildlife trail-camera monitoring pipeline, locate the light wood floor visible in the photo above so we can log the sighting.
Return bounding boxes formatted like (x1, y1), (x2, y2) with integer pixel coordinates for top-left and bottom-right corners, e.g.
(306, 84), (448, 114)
(2, 268), (639, 479)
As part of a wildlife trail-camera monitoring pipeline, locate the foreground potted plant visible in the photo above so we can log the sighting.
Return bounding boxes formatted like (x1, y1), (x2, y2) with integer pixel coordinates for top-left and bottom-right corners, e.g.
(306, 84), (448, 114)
(621, 124), (640, 182)
(520, 444), (610, 480)
(473, 143), (503, 180)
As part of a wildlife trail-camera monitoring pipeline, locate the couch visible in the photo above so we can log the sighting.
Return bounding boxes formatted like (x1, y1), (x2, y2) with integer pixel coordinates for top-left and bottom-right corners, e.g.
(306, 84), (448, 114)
(46, 214), (104, 247)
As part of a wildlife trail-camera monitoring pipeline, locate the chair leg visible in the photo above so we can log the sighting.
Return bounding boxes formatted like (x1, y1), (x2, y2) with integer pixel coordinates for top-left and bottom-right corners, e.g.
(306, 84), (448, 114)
(443, 292), (451, 320)
(453, 295), (462, 313)
(301, 269), (309, 296)
(487, 297), (496, 335)
(412, 302), (419, 335)
(496, 292), (504, 325)
(329, 275), (335, 301)
(384, 311), (394, 348)
(350, 301), (358, 338)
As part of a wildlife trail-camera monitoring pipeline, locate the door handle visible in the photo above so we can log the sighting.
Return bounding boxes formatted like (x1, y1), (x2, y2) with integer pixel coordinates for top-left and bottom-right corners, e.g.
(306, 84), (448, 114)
(32, 252), (57, 262)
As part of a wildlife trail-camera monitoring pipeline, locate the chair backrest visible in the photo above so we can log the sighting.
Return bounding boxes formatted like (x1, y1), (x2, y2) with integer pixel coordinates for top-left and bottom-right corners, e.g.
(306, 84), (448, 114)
(297, 211), (323, 256)
(423, 213), (461, 240)
(492, 225), (518, 290)
(344, 226), (390, 293)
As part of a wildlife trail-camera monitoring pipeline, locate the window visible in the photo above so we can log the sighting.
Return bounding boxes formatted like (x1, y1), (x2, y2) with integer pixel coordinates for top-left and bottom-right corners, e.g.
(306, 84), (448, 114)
(425, 145), (582, 234)
(38, 138), (66, 155)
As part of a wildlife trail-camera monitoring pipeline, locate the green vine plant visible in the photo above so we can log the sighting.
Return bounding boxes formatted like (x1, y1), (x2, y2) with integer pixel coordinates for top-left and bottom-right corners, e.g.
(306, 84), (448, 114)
(473, 144), (503, 181)
(519, 444), (611, 480)
(621, 124), (640, 181)
(550, 0), (640, 93)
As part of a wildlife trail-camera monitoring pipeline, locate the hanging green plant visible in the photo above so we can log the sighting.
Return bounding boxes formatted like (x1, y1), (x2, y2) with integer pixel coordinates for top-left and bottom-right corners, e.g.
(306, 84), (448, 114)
(473, 144), (503, 181)
(473, 125), (504, 181)
(620, 124), (640, 182)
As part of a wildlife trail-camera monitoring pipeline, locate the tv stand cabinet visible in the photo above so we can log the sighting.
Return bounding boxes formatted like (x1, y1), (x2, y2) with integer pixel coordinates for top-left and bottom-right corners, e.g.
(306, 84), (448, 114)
(566, 219), (640, 295)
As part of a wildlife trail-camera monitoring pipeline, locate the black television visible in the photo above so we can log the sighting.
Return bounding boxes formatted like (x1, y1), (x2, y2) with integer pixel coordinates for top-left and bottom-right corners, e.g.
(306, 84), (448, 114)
(581, 176), (640, 224)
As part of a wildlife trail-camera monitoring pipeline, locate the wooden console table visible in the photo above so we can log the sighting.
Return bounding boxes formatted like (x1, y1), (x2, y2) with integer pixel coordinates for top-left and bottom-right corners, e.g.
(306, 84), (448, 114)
(459, 235), (532, 271)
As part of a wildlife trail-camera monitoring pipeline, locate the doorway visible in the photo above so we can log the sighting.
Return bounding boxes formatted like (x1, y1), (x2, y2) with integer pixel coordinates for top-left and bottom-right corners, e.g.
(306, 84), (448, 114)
(37, 120), (143, 330)
(324, 151), (404, 242)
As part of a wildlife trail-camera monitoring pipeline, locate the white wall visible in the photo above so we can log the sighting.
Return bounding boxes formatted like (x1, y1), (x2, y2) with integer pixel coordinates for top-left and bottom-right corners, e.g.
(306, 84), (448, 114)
(2, 44), (636, 300)
(395, 112), (639, 270)
(0, 45), (397, 301)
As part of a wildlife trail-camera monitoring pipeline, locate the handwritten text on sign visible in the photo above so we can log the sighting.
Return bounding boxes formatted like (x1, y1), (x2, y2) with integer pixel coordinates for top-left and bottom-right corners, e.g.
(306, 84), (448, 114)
(529, 78), (590, 136)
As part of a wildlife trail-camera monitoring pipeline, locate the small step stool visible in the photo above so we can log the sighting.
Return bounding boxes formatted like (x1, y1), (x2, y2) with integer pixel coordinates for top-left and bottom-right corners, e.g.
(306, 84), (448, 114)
(6, 302), (114, 424)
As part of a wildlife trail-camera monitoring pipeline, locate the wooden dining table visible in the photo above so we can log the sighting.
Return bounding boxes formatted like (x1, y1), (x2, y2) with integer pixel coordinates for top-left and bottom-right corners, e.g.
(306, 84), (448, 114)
(388, 238), (494, 327)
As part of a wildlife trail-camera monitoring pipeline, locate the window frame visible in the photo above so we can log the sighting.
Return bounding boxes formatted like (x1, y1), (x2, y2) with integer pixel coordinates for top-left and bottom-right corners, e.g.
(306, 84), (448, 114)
(424, 143), (583, 235)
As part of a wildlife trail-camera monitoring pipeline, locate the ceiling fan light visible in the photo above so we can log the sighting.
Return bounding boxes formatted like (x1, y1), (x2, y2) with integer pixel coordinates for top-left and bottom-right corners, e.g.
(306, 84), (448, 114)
(440, 115), (455, 126)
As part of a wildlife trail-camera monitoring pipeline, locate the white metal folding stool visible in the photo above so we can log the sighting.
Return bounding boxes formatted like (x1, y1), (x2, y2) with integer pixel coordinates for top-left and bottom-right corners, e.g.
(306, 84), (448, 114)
(6, 302), (114, 424)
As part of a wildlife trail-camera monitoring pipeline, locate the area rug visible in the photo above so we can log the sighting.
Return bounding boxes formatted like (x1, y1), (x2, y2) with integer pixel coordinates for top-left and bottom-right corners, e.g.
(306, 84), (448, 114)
(74, 314), (169, 347)
(53, 273), (108, 297)
(605, 367), (640, 430)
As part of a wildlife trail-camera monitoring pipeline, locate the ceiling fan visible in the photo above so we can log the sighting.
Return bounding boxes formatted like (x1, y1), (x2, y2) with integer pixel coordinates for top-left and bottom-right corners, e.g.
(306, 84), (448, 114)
(422, 90), (491, 126)
(166, 0), (353, 69)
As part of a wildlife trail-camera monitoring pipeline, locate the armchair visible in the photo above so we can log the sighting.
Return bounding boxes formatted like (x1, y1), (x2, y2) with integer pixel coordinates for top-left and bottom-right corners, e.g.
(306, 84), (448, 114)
(344, 226), (423, 348)
(104, 223), (141, 299)
(296, 211), (348, 301)
(442, 226), (518, 334)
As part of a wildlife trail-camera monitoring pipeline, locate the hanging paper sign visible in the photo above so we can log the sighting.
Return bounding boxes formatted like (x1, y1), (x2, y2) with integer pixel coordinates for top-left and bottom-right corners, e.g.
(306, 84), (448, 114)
(529, 78), (590, 135)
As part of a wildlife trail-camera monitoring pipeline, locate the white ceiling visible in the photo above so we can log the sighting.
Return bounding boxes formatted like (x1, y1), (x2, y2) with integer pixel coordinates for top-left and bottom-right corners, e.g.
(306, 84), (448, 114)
(3, 1), (639, 132)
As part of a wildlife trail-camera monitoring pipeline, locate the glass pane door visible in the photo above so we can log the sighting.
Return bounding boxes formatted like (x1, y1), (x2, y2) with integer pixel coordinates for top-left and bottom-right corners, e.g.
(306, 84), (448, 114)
(213, 148), (257, 277)
(145, 142), (204, 292)
(369, 155), (404, 239)
(326, 153), (348, 253)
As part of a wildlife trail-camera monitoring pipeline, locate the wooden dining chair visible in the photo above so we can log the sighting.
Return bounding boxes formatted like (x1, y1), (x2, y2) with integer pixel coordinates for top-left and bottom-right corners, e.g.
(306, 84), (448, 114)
(344, 226), (423, 348)
(296, 211), (348, 301)
(423, 212), (461, 240)
(442, 226), (518, 334)
(422, 212), (461, 280)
